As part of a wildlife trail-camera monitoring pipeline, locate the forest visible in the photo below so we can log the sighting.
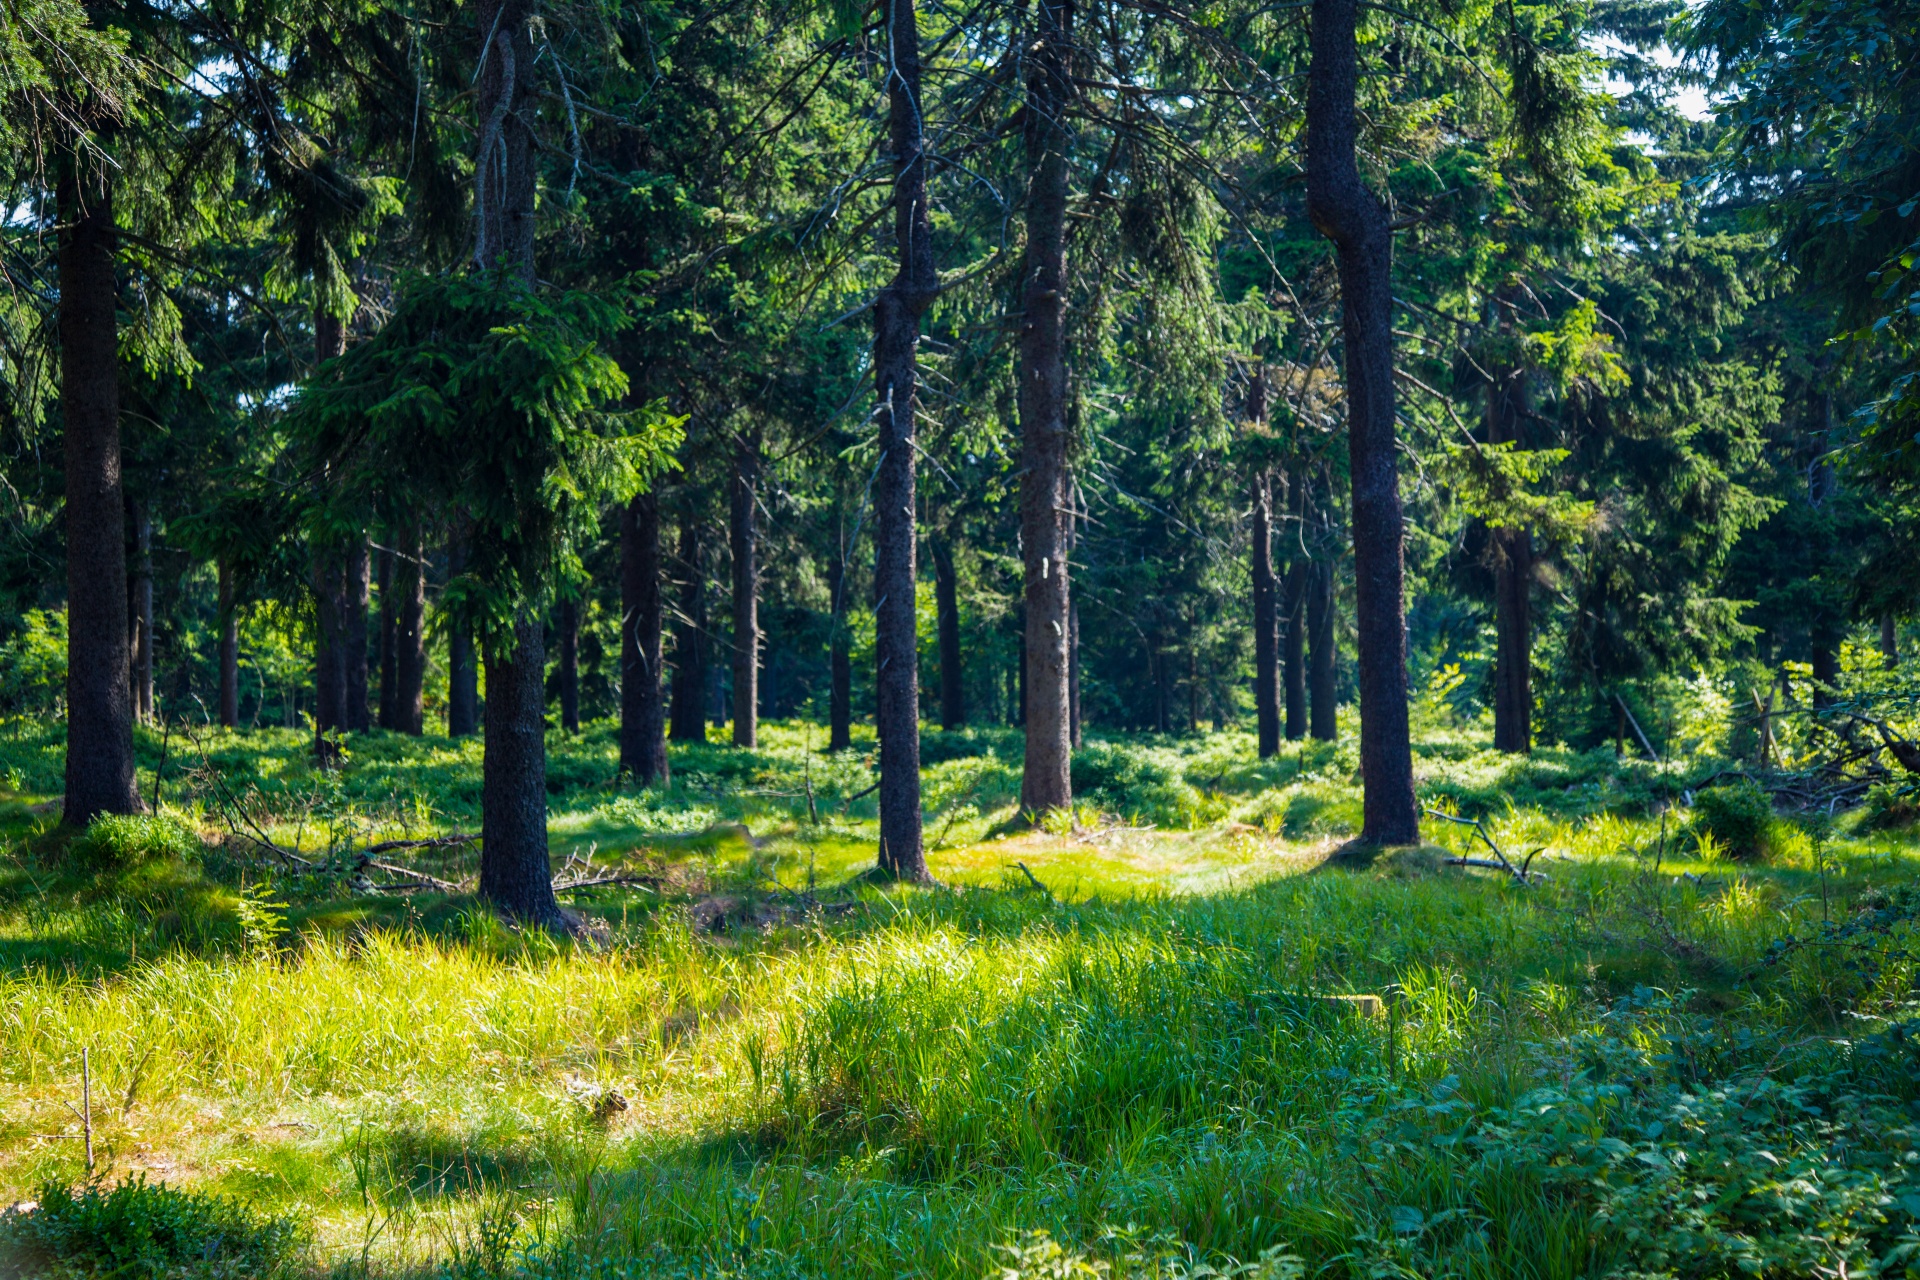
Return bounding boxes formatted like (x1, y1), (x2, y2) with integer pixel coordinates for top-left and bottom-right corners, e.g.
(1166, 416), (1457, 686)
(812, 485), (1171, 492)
(5, 0), (1920, 1274)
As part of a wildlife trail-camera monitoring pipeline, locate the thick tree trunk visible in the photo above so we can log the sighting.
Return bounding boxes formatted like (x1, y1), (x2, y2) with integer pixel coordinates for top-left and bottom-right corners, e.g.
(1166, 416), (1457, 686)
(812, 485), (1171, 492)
(1307, 0), (1418, 841)
(218, 560), (239, 728)
(345, 539), (370, 731)
(129, 502), (153, 723)
(557, 598), (580, 733)
(1018, 0), (1075, 817)
(871, 0), (935, 879)
(1252, 471), (1281, 757)
(620, 492), (670, 783)
(395, 528), (426, 736)
(829, 540), (853, 751)
(933, 535), (964, 729)
(313, 551), (347, 743)
(478, 618), (564, 927)
(445, 535), (479, 736)
(670, 516), (708, 742)
(1309, 559), (1337, 741)
(377, 547), (398, 729)
(1488, 371), (1531, 754)
(60, 138), (138, 822)
(729, 439), (759, 748)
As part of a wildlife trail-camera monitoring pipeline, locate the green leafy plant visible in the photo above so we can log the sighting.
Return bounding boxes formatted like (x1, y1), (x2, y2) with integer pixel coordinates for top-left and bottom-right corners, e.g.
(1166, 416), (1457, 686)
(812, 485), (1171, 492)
(70, 814), (201, 872)
(1690, 781), (1778, 861)
(7, 1176), (304, 1279)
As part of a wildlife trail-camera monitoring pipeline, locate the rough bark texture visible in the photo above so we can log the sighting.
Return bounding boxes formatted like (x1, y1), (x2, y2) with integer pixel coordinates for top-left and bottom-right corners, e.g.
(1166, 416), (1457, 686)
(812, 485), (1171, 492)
(313, 552), (348, 740)
(829, 539), (852, 752)
(729, 440), (759, 748)
(1884, 614), (1900, 667)
(1018, 0), (1075, 817)
(130, 503), (153, 723)
(478, 618), (564, 926)
(933, 535), (964, 729)
(620, 492), (670, 783)
(218, 560), (239, 728)
(1252, 471), (1280, 757)
(557, 599), (580, 733)
(870, 0), (935, 878)
(1283, 472), (1308, 740)
(670, 517), (708, 742)
(395, 529), (426, 736)
(345, 539), (371, 731)
(377, 547), (398, 729)
(1307, 0), (1418, 842)
(1069, 601), (1082, 747)
(60, 139), (140, 823)
(445, 535), (479, 736)
(1488, 372), (1531, 754)
(1308, 559), (1337, 742)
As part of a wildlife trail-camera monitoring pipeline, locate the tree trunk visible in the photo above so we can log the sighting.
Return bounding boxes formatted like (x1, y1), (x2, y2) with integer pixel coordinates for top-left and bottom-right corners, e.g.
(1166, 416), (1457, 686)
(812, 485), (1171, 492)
(1488, 370), (1531, 754)
(557, 598), (580, 733)
(1882, 615), (1899, 667)
(445, 534), (479, 735)
(670, 516), (707, 742)
(1307, 0), (1418, 842)
(1252, 470), (1281, 757)
(933, 535), (964, 729)
(313, 550), (347, 743)
(1812, 635), (1839, 710)
(829, 538), (853, 751)
(870, 0), (935, 879)
(1018, 0), (1075, 817)
(1283, 472), (1308, 740)
(395, 528), (426, 736)
(129, 502), (153, 723)
(1308, 558), (1337, 741)
(729, 438), (759, 748)
(60, 138), (138, 822)
(1069, 600), (1082, 747)
(620, 492), (670, 783)
(218, 560), (239, 728)
(377, 546), (398, 729)
(478, 617), (564, 927)
(345, 538), (370, 731)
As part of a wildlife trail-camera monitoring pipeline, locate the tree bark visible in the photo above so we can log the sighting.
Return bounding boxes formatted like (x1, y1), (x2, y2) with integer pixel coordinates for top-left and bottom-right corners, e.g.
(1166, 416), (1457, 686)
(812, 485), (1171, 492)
(1018, 0), (1075, 817)
(218, 560), (239, 728)
(395, 527), (426, 736)
(933, 534), (964, 729)
(313, 550), (347, 741)
(377, 546), (398, 729)
(129, 501), (153, 723)
(729, 437), (759, 748)
(1488, 370), (1531, 754)
(829, 538), (853, 751)
(1283, 473), (1308, 740)
(670, 515), (707, 742)
(478, 617), (564, 927)
(1884, 614), (1899, 667)
(557, 598), (580, 733)
(1069, 600), (1082, 747)
(1812, 634), (1839, 710)
(1309, 559), (1337, 741)
(620, 492), (669, 782)
(445, 534), (479, 736)
(60, 130), (138, 821)
(1252, 470), (1281, 757)
(345, 538), (370, 731)
(870, 0), (935, 879)
(1307, 0), (1419, 842)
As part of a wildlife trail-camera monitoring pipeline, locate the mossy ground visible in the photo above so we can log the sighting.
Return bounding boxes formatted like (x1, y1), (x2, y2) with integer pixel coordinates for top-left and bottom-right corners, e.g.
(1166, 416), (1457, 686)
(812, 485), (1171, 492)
(1, 717), (1917, 1277)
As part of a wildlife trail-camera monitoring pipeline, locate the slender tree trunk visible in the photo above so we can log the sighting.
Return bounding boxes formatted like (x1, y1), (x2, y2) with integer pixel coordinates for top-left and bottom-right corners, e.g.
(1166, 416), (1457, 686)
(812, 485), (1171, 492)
(620, 492), (669, 782)
(472, 0), (563, 928)
(1488, 371), (1531, 754)
(729, 438), (759, 748)
(1018, 0), (1075, 817)
(1883, 614), (1899, 667)
(446, 535), (479, 736)
(1309, 559), (1337, 741)
(313, 550), (347, 742)
(933, 535), (964, 729)
(670, 516), (707, 742)
(557, 599), (580, 733)
(396, 528), (426, 736)
(1252, 470), (1281, 757)
(829, 539), (853, 751)
(1016, 608), (1027, 727)
(870, 0), (935, 878)
(1283, 472), (1308, 740)
(377, 547), (398, 729)
(1812, 635), (1839, 710)
(60, 140), (137, 821)
(1307, 0), (1418, 841)
(218, 560), (239, 729)
(130, 502), (153, 723)
(345, 539), (370, 731)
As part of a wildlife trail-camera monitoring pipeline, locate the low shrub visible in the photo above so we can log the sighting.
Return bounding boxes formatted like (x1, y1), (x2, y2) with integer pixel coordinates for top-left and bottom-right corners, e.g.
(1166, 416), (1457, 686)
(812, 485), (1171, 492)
(70, 814), (202, 872)
(1690, 781), (1777, 861)
(1862, 781), (1920, 831)
(6, 1176), (305, 1279)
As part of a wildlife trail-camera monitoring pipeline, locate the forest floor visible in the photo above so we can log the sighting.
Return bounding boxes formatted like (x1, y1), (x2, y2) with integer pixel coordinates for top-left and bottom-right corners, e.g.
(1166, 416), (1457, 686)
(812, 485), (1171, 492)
(3, 717), (1920, 1278)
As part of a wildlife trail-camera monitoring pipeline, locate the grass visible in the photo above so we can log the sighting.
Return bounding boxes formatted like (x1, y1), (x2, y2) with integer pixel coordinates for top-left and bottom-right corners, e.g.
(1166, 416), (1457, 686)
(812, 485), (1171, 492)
(1, 715), (1919, 1277)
